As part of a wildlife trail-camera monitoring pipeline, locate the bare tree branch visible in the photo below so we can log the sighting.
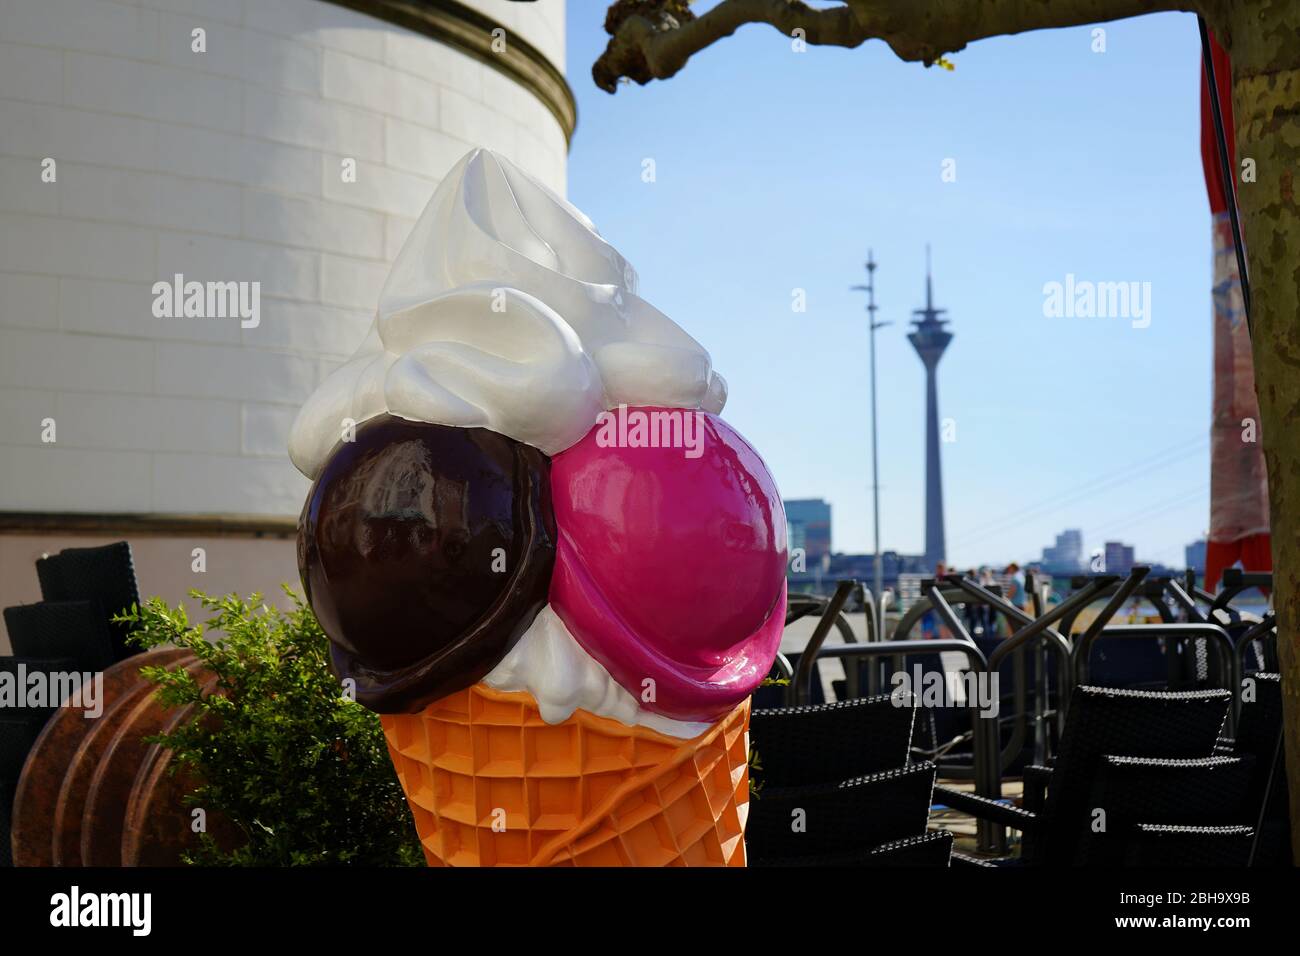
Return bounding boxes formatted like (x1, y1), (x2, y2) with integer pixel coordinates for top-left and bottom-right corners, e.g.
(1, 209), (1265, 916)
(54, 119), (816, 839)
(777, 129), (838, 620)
(593, 0), (1218, 93)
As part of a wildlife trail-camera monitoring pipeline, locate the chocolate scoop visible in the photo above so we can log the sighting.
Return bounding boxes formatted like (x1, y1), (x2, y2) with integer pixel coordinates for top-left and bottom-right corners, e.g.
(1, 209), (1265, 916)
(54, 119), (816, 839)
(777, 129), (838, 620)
(297, 414), (555, 713)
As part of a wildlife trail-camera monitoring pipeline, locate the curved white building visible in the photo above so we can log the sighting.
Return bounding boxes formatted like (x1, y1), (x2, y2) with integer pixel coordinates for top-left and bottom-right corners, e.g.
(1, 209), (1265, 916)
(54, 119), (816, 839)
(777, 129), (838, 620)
(0, 0), (572, 646)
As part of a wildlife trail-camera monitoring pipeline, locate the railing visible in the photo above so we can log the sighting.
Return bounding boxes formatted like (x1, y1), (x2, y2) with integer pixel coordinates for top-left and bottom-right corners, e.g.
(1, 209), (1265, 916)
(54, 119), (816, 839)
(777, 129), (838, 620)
(792, 579), (859, 705)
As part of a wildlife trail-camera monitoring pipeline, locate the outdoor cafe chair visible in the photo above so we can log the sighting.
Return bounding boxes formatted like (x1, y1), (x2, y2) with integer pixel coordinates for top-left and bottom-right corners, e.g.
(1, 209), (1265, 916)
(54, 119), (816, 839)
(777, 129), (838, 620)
(35, 541), (141, 663)
(1122, 824), (1255, 866)
(1225, 671), (1290, 864)
(747, 761), (939, 864)
(747, 691), (947, 866)
(3, 600), (117, 674)
(749, 692), (917, 787)
(1076, 754), (1255, 864)
(934, 685), (1234, 865)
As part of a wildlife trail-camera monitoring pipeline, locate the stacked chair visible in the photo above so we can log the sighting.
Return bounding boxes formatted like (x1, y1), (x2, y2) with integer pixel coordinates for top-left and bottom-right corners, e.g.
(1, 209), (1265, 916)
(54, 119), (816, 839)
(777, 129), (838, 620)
(774, 569), (1288, 866)
(1221, 669), (1289, 864)
(1, 541), (141, 865)
(935, 684), (1263, 864)
(746, 693), (953, 866)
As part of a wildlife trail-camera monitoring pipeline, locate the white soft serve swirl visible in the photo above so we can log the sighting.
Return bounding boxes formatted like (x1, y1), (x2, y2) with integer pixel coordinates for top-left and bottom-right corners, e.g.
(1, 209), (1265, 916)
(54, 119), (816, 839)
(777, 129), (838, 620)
(288, 148), (727, 478)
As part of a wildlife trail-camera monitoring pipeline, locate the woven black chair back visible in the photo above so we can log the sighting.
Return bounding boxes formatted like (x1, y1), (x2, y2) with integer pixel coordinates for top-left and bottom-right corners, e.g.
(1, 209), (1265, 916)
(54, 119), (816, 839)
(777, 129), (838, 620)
(747, 761), (937, 862)
(1232, 672), (1290, 863)
(1034, 686), (1231, 864)
(4, 601), (117, 673)
(1123, 824), (1253, 866)
(35, 541), (141, 662)
(1079, 755), (1254, 864)
(750, 693), (916, 788)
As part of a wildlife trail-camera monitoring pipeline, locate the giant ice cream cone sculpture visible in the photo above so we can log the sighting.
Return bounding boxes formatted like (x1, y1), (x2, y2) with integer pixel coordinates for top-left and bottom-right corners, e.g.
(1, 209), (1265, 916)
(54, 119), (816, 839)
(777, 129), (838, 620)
(289, 150), (787, 866)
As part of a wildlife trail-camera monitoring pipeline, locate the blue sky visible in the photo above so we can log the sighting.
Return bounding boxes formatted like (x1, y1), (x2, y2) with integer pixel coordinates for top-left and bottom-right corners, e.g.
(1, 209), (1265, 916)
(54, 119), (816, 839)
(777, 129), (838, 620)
(564, 6), (1212, 570)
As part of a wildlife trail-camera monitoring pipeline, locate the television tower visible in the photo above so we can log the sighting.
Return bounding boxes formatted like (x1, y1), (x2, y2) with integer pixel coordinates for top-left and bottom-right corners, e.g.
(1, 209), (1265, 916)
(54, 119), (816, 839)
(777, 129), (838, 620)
(907, 246), (951, 571)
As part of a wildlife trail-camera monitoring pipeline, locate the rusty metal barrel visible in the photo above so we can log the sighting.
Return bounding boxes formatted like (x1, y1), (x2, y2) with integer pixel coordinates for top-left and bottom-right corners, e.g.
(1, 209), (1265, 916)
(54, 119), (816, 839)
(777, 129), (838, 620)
(10, 648), (217, 867)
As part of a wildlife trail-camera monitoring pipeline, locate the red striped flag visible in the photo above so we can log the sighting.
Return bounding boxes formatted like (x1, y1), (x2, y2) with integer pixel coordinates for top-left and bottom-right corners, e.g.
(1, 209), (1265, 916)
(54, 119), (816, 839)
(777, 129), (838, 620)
(1200, 32), (1271, 591)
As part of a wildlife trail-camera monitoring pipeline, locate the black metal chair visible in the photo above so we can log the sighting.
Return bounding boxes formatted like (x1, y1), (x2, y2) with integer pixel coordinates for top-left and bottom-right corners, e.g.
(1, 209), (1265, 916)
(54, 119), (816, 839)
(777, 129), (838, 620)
(0, 655), (80, 725)
(1078, 754), (1255, 864)
(935, 685), (1235, 865)
(1235, 673), (1283, 765)
(1229, 671), (1290, 864)
(747, 762), (939, 863)
(749, 693), (916, 787)
(0, 711), (49, 867)
(747, 690), (950, 865)
(4, 600), (117, 673)
(1082, 639), (1171, 690)
(1124, 824), (1254, 866)
(35, 541), (141, 662)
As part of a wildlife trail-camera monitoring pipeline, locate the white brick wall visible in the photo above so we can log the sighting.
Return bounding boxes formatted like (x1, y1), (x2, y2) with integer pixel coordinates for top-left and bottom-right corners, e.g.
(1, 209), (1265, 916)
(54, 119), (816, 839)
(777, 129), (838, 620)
(0, 0), (567, 517)
(466, 0), (565, 74)
(0, 273), (58, 330)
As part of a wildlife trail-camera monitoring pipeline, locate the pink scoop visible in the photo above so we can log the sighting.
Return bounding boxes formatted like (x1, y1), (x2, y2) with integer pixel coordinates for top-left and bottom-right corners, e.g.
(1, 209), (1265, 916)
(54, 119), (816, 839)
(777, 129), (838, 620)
(548, 407), (787, 723)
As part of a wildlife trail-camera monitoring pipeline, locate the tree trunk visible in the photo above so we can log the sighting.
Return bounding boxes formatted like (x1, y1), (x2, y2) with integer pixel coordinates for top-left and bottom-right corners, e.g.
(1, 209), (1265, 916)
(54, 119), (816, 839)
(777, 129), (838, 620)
(1220, 0), (1300, 863)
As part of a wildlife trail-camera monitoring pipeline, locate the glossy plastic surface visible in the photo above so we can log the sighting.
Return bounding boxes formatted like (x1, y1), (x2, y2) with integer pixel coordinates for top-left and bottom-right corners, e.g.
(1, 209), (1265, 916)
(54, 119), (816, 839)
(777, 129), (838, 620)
(549, 408), (787, 723)
(297, 414), (555, 713)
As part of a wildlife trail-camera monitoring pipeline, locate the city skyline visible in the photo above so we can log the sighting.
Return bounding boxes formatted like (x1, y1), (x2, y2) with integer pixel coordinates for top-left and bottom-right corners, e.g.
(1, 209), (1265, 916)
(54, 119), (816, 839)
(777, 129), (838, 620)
(784, 498), (1204, 571)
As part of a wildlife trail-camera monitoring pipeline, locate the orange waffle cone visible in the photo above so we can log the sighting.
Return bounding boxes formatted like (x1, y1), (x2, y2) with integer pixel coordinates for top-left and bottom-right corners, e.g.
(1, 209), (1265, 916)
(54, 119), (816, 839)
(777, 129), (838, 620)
(380, 683), (750, 866)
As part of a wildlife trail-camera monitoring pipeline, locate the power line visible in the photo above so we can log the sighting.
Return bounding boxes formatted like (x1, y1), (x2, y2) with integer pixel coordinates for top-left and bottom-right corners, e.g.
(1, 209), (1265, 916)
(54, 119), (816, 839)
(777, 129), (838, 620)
(949, 435), (1208, 546)
(1082, 484), (1209, 540)
(951, 434), (1205, 543)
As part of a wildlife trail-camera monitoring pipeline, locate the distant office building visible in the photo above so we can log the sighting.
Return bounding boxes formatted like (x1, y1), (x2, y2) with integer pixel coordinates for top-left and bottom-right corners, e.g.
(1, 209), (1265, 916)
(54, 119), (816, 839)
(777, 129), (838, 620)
(784, 499), (832, 562)
(785, 549), (929, 599)
(880, 551), (931, 578)
(1185, 539), (1208, 573)
(1104, 541), (1136, 575)
(827, 550), (927, 580)
(1041, 529), (1084, 572)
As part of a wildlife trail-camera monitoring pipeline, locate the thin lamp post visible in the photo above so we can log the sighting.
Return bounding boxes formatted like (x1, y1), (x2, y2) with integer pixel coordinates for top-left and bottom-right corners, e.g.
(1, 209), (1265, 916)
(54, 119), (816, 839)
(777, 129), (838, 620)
(854, 251), (892, 637)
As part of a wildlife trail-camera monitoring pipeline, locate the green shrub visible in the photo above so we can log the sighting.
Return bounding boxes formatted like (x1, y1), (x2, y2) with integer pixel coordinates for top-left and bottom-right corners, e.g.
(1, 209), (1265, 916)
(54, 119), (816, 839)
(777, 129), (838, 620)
(119, 589), (423, 867)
